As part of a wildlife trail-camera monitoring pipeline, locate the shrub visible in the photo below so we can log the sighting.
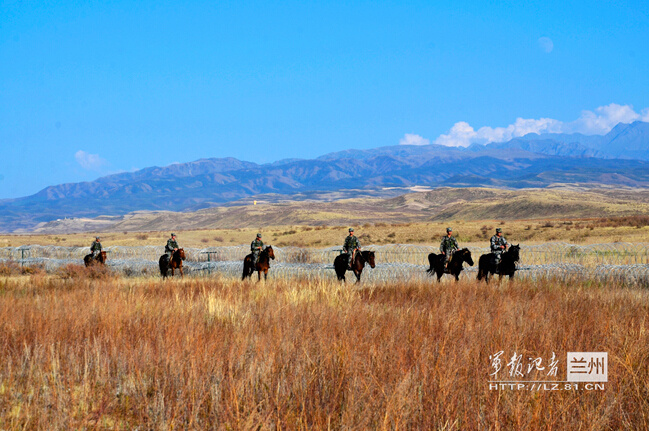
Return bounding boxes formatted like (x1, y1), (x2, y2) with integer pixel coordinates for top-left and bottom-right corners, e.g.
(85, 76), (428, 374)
(0, 261), (21, 276)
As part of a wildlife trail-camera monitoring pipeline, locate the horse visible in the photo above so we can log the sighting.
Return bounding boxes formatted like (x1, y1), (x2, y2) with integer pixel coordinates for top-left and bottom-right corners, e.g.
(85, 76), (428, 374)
(84, 251), (107, 267)
(242, 246), (275, 281)
(426, 248), (474, 282)
(477, 244), (520, 283)
(159, 248), (186, 279)
(334, 250), (376, 283)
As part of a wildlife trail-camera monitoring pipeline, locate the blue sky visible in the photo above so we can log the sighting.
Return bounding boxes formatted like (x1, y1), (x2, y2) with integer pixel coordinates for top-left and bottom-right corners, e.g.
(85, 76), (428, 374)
(1, 0), (648, 199)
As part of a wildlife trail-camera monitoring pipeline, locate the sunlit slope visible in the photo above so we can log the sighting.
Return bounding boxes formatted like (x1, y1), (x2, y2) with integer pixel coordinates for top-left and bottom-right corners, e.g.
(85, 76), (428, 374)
(25, 186), (649, 235)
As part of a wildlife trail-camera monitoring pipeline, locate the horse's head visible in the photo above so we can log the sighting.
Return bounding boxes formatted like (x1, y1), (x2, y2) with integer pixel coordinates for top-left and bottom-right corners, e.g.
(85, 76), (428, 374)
(265, 246), (275, 260)
(363, 250), (376, 268)
(177, 248), (186, 260)
(99, 251), (107, 263)
(460, 248), (474, 266)
(508, 244), (520, 262)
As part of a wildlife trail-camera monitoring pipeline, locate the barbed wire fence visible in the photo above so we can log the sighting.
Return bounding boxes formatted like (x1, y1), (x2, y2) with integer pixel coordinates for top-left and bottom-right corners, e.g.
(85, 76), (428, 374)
(1, 243), (648, 285)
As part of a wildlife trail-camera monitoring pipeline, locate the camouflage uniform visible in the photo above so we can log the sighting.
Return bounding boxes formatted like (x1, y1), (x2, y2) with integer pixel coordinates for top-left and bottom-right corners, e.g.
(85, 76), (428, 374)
(490, 231), (508, 265)
(250, 236), (264, 266)
(165, 236), (179, 259)
(343, 233), (361, 268)
(440, 235), (459, 265)
(90, 239), (102, 257)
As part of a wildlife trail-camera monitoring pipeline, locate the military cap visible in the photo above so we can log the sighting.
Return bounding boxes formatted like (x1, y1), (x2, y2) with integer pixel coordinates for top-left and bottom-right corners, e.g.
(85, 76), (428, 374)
(496, 228), (502, 233)
(349, 228), (354, 232)
(257, 233), (262, 238)
(446, 227), (452, 232)
(95, 236), (100, 240)
(171, 233), (176, 237)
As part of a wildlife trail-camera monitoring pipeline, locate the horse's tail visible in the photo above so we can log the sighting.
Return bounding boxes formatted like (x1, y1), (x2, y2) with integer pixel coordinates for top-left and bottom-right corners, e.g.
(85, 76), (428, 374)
(159, 255), (168, 277)
(333, 255), (346, 281)
(426, 253), (437, 275)
(242, 255), (251, 280)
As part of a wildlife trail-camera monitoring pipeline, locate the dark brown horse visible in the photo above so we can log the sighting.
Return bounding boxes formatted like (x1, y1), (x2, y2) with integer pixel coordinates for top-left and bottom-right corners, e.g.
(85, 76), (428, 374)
(477, 244), (520, 283)
(334, 250), (376, 283)
(426, 248), (474, 282)
(242, 246), (275, 281)
(84, 251), (107, 267)
(159, 248), (186, 279)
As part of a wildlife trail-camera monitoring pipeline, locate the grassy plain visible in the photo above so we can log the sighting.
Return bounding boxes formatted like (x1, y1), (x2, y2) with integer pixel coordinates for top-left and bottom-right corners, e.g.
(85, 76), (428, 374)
(0, 270), (648, 429)
(2, 216), (648, 249)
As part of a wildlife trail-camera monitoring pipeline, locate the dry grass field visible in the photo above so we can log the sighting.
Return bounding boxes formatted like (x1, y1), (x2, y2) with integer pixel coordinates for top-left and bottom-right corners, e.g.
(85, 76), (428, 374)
(2, 216), (648, 250)
(1, 268), (648, 429)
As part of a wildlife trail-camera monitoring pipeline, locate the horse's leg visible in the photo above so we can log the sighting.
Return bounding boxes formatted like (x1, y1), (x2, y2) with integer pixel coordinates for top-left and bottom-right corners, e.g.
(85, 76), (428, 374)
(180, 266), (184, 279)
(354, 269), (361, 283)
(264, 269), (268, 281)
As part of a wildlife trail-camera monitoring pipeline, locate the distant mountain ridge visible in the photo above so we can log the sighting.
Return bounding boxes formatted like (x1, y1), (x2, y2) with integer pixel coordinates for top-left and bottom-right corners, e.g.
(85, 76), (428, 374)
(1, 121), (649, 232)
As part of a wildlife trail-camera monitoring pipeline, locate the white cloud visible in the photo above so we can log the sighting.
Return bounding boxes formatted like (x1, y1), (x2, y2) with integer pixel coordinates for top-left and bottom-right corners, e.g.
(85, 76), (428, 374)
(399, 133), (430, 146)
(434, 118), (563, 148)
(434, 122), (476, 147)
(433, 103), (648, 147)
(567, 103), (642, 134)
(538, 37), (554, 53)
(641, 108), (649, 122)
(75, 150), (107, 170)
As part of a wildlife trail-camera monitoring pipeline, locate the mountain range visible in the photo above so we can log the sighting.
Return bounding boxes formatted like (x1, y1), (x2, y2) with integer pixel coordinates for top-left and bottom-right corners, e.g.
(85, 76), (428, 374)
(2, 121), (649, 232)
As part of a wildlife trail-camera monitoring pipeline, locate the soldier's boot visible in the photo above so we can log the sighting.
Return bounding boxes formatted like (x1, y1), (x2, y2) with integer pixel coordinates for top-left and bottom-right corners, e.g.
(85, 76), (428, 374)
(494, 255), (501, 273)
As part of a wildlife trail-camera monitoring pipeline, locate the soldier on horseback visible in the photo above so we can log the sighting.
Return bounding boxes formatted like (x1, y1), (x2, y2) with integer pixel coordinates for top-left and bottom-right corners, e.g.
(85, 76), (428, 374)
(490, 228), (509, 267)
(250, 233), (264, 267)
(440, 227), (459, 270)
(90, 236), (102, 258)
(343, 228), (361, 270)
(164, 233), (179, 263)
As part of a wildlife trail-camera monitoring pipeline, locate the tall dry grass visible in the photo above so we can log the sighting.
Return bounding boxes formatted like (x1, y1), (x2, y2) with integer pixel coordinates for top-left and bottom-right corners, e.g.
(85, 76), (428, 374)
(0, 273), (648, 429)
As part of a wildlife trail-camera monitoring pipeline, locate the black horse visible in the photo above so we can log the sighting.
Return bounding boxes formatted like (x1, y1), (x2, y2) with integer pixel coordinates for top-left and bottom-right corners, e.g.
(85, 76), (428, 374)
(477, 244), (520, 283)
(242, 246), (275, 281)
(84, 251), (107, 267)
(334, 250), (376, 283)
(426, 248), (474, 282)
(159, 248), (186, 279)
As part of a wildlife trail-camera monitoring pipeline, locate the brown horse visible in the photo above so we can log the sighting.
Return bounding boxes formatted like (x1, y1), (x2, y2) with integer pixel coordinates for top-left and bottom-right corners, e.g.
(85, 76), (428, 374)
(242, 246), (275, 281)
(159, 248), (186, 279)
(334, 250), (376, 283)
(84, 251), (107, 267)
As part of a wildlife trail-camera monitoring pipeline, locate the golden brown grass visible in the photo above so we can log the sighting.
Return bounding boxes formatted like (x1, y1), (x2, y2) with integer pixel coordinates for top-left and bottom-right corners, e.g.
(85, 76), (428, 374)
(2, 216), (649, 250)
(0, 273), (648, 429)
